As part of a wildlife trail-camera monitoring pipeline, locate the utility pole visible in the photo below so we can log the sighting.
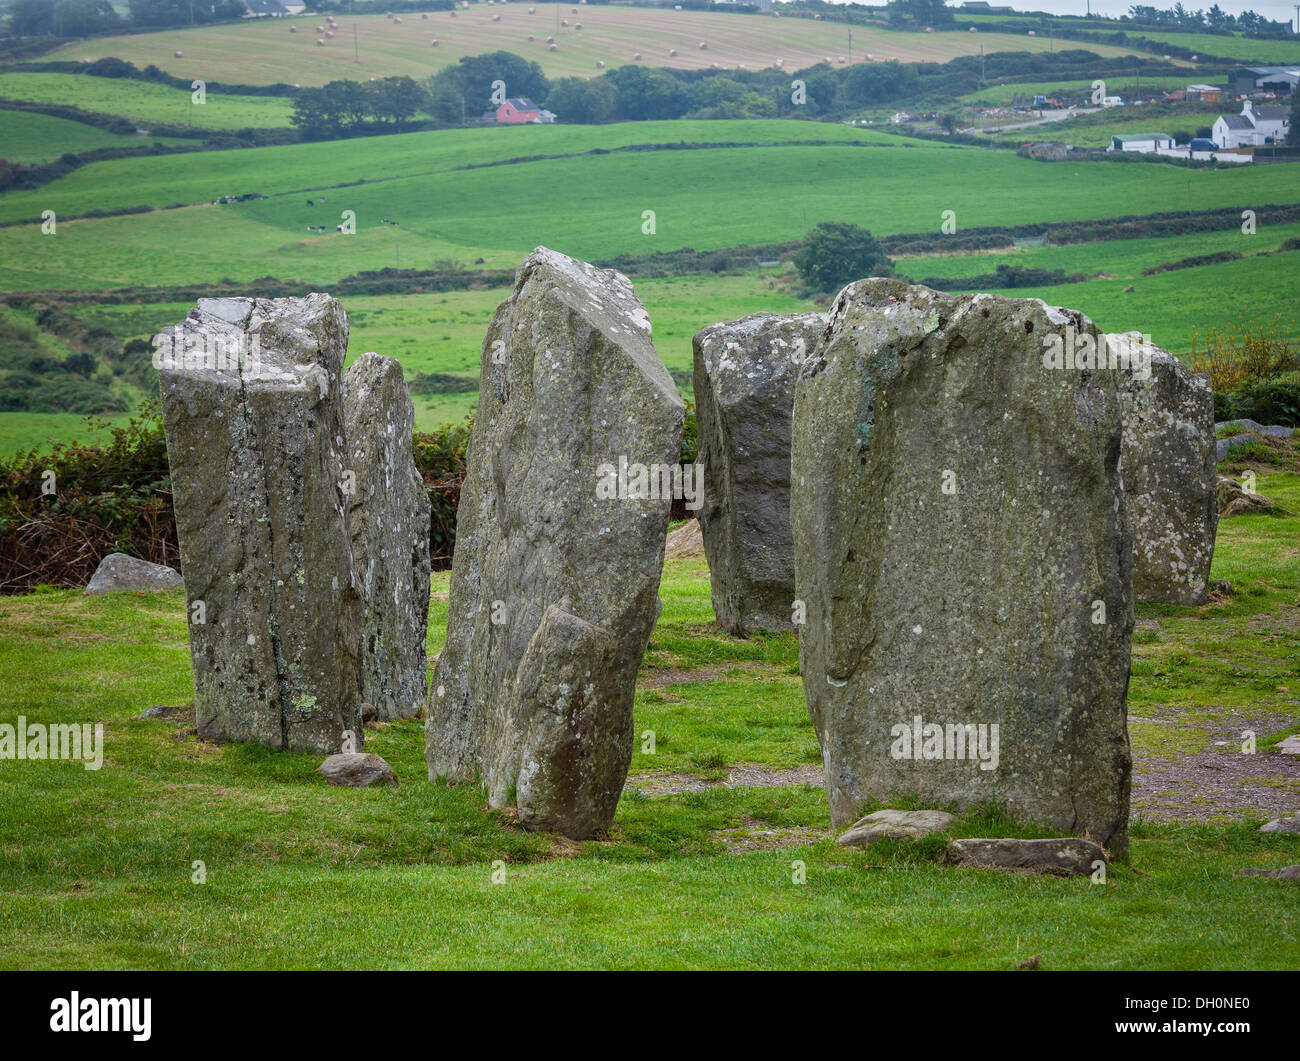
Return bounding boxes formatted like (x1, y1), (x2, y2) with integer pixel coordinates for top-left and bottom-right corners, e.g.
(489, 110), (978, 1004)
(979, 43), (984, 86)
(354, 25), (359, 64)
(848, 28), (853, 64)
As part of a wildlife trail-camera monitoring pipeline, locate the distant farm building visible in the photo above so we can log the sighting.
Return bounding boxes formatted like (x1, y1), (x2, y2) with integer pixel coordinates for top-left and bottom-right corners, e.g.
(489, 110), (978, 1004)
(1228, 66), (1299, 97)
(1212, 101), (1291, 148)
(483, 98), (556, 124)
(1108, 133), (1174, 153)
(242, 0), (307, 15)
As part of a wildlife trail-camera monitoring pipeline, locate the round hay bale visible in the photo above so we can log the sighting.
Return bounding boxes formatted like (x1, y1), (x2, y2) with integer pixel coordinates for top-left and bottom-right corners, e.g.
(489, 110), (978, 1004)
(492, 13), (501, 20)
(528, 34), (534, 41)
(1027, 29), (1035, 35)
(326, 30), (334, 37)
(596, 60), (604, 68)
(633, 52), (641, 60)
(549, 43), (558, 50)
(394, 15), (402, 23)
(289, 26), (296, 32)
(316, 39), (324, 46)
(431, 39), (439, 45)
(968, 26), (977, 32)
(561, 18), (568, 25)
(174, 50), (183, 57)
(422, 12), (429, 19)
(698, 41), (707, 49)
(529, 6), (536, 11)
(668, 48), (677, 56)
(575, 22), (582, 29)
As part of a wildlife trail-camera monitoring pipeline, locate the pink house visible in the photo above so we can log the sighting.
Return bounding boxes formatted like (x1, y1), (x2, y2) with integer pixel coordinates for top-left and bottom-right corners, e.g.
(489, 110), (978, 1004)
(496, 97), (541, 123)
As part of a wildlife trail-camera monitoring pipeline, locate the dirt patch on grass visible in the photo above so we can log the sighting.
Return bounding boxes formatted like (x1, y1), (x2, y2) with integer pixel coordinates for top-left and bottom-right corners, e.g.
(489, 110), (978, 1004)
(711, 816), (829, 853)
(628, 764), (825, 796)
(1133, 711), (1300, 822)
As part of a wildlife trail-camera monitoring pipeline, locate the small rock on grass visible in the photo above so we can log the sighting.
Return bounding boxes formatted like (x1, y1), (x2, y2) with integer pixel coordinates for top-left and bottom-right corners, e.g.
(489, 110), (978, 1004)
(837, 808), (955, 847)
(85, 553), (183, 595)
(945, 837), (1105, 877)
(1275, 737), (1300, 756)
(1239, 866), (1300, 881)
(1260, 815), (1300, 833)
(318, 752), (397, 787)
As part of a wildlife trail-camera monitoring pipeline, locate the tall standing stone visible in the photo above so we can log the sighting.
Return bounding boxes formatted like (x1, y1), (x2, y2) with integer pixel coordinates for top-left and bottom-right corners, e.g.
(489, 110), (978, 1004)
(792, 280), (1132, 855)
(693, 312), (824, 635)
(343, 353), (431, 721)
(1108, 333), (1218, 606)
(156, 295), (363, 753)
(426, 248), (683, 839)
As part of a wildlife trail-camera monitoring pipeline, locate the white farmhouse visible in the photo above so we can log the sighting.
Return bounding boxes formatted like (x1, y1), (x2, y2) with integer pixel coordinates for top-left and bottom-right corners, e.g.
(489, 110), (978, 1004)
(1212, 101), (1292, 148)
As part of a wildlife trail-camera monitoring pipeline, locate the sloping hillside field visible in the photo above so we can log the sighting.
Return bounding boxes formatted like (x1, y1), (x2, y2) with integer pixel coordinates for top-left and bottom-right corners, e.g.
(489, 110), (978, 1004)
(47, 9), (1147, 85)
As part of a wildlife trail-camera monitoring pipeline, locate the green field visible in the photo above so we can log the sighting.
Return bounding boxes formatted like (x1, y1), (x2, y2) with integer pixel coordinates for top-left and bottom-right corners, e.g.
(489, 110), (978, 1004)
(0, 108), (191, 164)
(44, 10), (1150, 87)
(2, 121), (1298, 295)
(1, 464), (1297, 969)
(0, 72), (298, 131)
(1107, 29), (1300, 65)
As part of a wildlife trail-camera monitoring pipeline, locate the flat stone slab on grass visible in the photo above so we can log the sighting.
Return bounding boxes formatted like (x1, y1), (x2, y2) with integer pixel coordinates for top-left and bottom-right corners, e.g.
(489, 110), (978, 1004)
(318, 753), (397, 787)
(85, 553), (182, 595)
(1216, 419), (1296, 438)
(1260, 816), (1300, 834)
(945, 837), (1106, 876)
(1239, 866), (1300, 881)
(837, 809), (956, 847)
(1276, 736), (1300, 755)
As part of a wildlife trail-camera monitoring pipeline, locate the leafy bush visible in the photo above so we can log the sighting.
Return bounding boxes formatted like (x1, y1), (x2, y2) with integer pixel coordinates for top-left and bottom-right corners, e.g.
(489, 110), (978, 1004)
(794, 222), (893, 296)
(1191, 319), (1299, 393)
(1214, 378), (1300, 428)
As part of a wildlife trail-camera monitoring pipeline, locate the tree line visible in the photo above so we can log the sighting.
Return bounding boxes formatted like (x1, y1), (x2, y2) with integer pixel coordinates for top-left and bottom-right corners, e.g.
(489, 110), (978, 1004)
(292, 45), (1158, 136)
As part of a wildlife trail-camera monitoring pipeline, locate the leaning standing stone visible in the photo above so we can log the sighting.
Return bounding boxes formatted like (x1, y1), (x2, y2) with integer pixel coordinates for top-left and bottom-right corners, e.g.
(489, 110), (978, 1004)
(343, 353), (430, 721)
(1109, 333), (1217, 605)
(426, 248), (683, 839)
(693, 312), (824, 635)
(156, 295), (363, 753)
(792, 280), (1132, 856)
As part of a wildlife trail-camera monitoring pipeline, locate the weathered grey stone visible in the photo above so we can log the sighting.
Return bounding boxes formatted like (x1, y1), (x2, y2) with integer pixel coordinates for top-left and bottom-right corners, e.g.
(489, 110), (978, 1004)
(665, 518), (704, 560)
(693, 312), (824, 635)
(1239, 865), (1300, 881)
(1111, 334), (1217, 606)
(946, 837), (1106, 876)
(85, 553), (183, 595)
(156, 294), (363, 754)
(426, 248), (683, 839)
(1217, 475), (1285, 518)
(1216, 432), (1270, 461)
(836, 808), (956, 847)
(1260, 815), (1300, 834)
(1277, 736), (1300, 755)
(342, 352), (430, 722)
(792, 281), (1132, 856)
(318, 752), (397, 787)
(1216, 419), (1296, 439)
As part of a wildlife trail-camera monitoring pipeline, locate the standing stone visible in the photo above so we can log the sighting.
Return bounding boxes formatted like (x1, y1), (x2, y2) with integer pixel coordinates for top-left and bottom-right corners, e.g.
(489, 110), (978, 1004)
(156, 295), (362, 753)
(343, 353), (430, 721)
(1110, 333), (1217, 605)
(792, 280), (1132, 856)
(426, 248), (683, 839)
(693, 312), (825, 635)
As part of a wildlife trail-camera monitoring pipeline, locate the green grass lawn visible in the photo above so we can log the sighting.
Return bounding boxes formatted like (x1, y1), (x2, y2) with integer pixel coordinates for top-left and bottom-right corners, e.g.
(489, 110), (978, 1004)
(0, 72), (298, 131)
(0, 467), (1296, 969)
